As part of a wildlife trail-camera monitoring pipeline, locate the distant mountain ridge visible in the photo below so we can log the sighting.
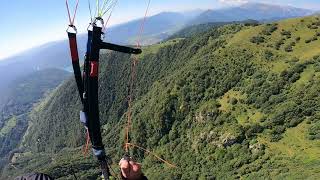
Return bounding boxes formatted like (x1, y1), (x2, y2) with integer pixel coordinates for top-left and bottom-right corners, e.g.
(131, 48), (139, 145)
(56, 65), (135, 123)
(0, 40), (78, 97)
(193, 2), (313, 24)
(0, 2), (315, 114)
(0, 11), (200, 104)
(105, 12), (191, 45)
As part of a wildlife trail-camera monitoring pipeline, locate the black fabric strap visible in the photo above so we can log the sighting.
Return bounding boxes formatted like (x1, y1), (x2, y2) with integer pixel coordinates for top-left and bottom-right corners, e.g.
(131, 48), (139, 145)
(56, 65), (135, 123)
(87, 25), (104, 152)
(83, 30), (93, 118)
(100, 42), (142, 54)
(67, 32), (84, 104)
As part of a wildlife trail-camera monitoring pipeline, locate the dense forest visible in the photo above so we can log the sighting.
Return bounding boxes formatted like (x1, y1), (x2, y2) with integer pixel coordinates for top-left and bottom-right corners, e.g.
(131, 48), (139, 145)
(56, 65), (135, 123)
(0, 69), (69, 171)
(1, 16), (320, 179)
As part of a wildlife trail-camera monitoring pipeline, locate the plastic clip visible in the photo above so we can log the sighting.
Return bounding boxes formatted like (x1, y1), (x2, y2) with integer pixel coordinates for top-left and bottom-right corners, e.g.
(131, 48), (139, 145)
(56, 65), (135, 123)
(66, 25), (78, 34)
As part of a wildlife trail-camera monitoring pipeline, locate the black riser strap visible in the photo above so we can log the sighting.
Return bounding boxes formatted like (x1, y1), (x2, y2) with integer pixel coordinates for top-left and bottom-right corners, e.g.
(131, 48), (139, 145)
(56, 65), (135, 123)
(87, 26), (104, 153)
(67, 32), (84, 104)
(100, 42), (142, 54)
(83, 31), (93, 114)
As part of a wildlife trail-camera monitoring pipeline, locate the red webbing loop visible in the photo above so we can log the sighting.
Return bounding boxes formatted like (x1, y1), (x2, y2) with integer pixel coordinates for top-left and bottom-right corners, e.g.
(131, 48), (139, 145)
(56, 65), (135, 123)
(66, 0), (79, 26)
(69, 36), (79, 62)
(90, 61), (99, 77)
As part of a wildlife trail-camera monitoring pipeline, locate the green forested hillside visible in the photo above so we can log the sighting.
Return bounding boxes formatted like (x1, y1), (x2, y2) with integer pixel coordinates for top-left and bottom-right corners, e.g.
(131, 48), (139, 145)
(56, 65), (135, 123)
(168, 20), (260, 40)
(2, 16), (320, 179)
(0, 69), (69, 172)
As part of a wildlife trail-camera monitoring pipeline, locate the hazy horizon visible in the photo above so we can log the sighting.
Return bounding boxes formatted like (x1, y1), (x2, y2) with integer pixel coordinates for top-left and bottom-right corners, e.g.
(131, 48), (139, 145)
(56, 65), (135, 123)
(0, 0), (319, 61)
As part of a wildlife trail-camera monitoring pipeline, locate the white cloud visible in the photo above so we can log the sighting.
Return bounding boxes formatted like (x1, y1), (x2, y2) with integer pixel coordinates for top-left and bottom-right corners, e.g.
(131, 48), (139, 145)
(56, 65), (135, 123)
(218, 0), (249, 5)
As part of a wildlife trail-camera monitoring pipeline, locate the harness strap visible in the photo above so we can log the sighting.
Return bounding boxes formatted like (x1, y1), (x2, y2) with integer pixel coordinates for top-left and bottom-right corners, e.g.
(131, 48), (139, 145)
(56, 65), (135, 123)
(88, 25), (111, 180)
(87, 25), (104, 152)
(82, 30), (93, 120)
(67, 32), (84, 104)
(87, 25), (143, 154)
(100, 42), (142, 54)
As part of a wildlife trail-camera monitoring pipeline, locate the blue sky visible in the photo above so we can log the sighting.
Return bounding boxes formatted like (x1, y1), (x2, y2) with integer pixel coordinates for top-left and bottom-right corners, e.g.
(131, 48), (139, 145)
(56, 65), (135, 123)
(0, 0), (319, 60)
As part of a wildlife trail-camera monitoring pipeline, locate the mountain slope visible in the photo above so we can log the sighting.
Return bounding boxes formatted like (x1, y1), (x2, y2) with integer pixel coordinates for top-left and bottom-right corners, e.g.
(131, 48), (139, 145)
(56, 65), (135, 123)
(0, 3), (312, 106)
(0, 41), (80, 109)
(0, 69), (70, 171)
(2, 16), (320, 179)
(0, 11), (198, 109)
(193, 3), (313, 24)
(105, 12), (196, 45)
(0, 69), (70, 121)
(168, 20), (260, 40)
